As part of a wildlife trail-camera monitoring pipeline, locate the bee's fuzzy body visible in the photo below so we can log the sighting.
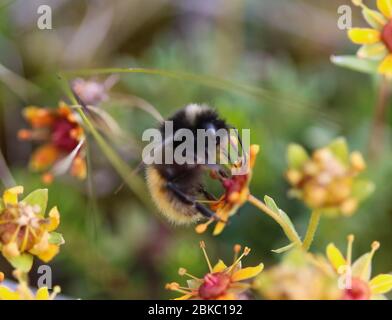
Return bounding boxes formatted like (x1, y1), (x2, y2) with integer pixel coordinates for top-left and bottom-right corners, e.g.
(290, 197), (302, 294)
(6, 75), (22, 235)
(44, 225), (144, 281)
(146, 104), (229, 225)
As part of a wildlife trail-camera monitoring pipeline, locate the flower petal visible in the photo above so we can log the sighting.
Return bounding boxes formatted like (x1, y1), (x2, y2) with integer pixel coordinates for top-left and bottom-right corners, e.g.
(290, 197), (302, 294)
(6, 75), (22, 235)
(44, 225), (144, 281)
(361, 7), (387, 30)
(352, 253), (372, 281)
(174, 294), (193, 300)
(71, 156), (87, 179)
(33, 244), (59, 263)
(29, 232), (60, 263)
(23, 107), (54, 128)
(35, 287), (50, 300)
(2, 186), (23, 206)
(348, 28), (381, 45)
(213, 260), (227, 273)
(357, 43), (387, 59)
(30, 144), (60, 171)
(213, 221), (226, 236)
(377, 0), (392, 18)
(370, 274), (392, 294)
(0, 286), (20, 300)
(2, 242), (20, 259)
(378, 54), (392, 76)
(231, 264), (264, 282)
(326, 243), (346, 271)
(46, 207), (60, 232)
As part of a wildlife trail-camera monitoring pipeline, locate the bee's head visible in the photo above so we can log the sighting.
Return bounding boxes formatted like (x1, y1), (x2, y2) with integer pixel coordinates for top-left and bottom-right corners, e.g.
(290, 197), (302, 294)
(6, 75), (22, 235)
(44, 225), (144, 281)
(168, 104), (228, 133)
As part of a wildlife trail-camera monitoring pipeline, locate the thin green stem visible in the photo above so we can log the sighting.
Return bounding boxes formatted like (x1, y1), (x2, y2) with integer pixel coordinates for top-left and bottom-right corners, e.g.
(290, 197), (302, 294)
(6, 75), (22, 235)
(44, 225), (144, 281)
(60, 67), (334, 123)
(59, 79), (155, 212)
(302, 210), (322, 251)
(248, 194), (302, 247)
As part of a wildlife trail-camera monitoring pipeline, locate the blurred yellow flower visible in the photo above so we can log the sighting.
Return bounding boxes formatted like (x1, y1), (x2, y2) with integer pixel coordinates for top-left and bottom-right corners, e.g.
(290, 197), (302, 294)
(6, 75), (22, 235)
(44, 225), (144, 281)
(18, 102), (86, 183)
(286, 138), (374, 217)
(196, 145), (260, 236)
(326, 235), (392, 300)
(0, 186), (64, 269)
(0, 270), (60, 300)
(348, 0), (392, 76)
(166, 241), (263, 300)
(254, 249), (341, 300)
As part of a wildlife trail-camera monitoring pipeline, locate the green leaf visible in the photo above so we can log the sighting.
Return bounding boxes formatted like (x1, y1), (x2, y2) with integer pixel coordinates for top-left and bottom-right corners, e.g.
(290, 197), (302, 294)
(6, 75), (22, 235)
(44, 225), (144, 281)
(287, 144), (309, 169)
(327, 137), (349, 164)
(21, 189), (48, 216)
(264, 195), (280, 214)
(7, 253), (34, 273)
(272, 243), (296, 254)
(264, 196), (295, 230)
(331, 55), (379, 75)
(48, 232), (65, 245)
(0, 199), (4, 212)
(352, 180), (375, 201)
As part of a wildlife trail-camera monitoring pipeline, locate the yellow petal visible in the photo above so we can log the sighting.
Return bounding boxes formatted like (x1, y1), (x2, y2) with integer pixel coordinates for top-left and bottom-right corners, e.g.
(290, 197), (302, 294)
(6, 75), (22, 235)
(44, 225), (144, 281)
(0, 286), (20, 300)
(35, 287), (50, 300)
(370, 274), (392, 294)
(213, 221), (226, 236)
(174, 294), (193, 300)
(326, 243), (347, 271)
(357, 43), (387, 59)
(29, 232), (59, 263)
(216, 293), (236, 300)
(231, 264), (264, 282)
(213, 260), (227, 273)
(378, 54), (392, 76)
(46, 207), (60, 232)
(348, 28), (381, 44)
(2, 242), (20, 259)
(3, 186), (23, 206)
(35, 244), (59, 263)
(377, 0), (392, 18)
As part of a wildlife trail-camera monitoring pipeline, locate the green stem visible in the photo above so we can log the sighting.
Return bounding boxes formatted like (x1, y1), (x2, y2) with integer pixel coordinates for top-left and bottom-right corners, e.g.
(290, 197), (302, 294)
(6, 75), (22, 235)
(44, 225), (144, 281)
(60, 67), (332, 121)
(302, 210), (321, 251)
(248, 194), (302, 248)
(60, 80), (155, 212)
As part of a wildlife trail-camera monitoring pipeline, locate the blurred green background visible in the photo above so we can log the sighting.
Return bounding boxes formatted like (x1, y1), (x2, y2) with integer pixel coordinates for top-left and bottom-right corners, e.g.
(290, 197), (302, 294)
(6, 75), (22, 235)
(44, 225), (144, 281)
(0, 0), (391, 299)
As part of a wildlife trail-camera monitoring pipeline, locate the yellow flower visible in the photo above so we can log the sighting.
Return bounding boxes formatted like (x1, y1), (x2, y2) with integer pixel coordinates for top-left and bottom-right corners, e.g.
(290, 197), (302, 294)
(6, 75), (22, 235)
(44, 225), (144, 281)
(18, 102), (86, 183)
(0, 186), (64, 266)
(348, 0), (392, 76)
(286, 138), (374, 217)
(326, 234), (392, 300)
(254, 249), (341, 300)
(195, 145), (260, 235)
(166, 241), (264, 300)
(0, 270), (60, 300)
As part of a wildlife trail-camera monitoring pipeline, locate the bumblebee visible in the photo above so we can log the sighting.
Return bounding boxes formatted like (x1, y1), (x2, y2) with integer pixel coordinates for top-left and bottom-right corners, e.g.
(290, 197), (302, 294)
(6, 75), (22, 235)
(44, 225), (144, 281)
(146, 104), (232, 225)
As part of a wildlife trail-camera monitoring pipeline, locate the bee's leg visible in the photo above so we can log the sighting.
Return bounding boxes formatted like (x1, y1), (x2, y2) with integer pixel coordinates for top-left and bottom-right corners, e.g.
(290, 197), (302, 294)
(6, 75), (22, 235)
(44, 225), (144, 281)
(198, 185), (217, 201)
(166, 182), (217, 219)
